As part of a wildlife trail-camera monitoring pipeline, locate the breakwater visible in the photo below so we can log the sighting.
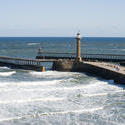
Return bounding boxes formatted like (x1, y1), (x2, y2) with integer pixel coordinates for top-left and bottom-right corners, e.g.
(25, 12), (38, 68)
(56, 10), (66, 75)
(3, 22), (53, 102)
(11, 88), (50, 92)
(53, 60), (125, 84)
(36, 53), (125, 62)
(0, 56), (125, 84)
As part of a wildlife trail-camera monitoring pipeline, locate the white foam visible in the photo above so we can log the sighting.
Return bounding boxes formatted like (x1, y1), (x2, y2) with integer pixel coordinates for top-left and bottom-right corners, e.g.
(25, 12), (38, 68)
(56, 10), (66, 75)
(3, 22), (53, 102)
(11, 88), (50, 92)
(81, 92), (108, 97)
(0, 80), (59, 87)
(88, 80), (125, 92)
(0, 107), (103, 122)
(29, 71), (81, 78)
(38, 107), (103, 116)
(111, 48), (125, 51)
(21, 80), (124, 92)
(0, 71), (16, 77)
(79, 89), (125, 97)
(0, 82), (124, 94)
(0, 116), (23, 122)
(100, 119), (125, 125)
(27, 43), (40, 46)
(0, 67), (10, 70)
(21, 83), (101, 92)
(0, 97), (64, 104)
(29, 71), (50, 76)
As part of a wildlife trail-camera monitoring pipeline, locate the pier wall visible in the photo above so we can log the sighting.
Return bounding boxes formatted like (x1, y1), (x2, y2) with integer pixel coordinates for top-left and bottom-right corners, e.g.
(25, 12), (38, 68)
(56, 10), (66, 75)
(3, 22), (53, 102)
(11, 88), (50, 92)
(0, 62), (43, 71)
(53, 60), (125, 84)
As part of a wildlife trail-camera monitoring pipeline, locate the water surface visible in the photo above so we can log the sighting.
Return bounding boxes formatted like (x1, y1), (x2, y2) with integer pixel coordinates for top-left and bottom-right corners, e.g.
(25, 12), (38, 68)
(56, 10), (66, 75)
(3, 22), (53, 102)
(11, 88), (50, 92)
(0, 37), (125, 125)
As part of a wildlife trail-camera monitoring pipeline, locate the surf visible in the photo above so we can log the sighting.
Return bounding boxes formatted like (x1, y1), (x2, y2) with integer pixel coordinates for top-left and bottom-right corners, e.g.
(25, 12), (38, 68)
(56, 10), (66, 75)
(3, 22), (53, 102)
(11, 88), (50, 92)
(27, 43), (40, 46)
(0, 71), (16, 77)
(0, 107), (103, 122)
(0, 80), (60, 87)
(0, 97), (64, 104)
(0, 66), (10, 70)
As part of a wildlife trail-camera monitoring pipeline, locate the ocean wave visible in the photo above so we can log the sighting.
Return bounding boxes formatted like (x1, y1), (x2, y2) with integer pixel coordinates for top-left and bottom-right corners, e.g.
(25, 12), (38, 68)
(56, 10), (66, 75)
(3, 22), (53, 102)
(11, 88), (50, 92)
(29, 71), (82, 78)
(0, 71), (16, 77)
(78, 90), (125, 97)
(29, 71), (67, 76)
(0, 97), (64, 104)
(0, 66), (10, 70)
(20, 84), (98, 92)
(0, 87), (124, 95)
(29, 71), (50, 77)
(12, 82), (112, 92)
(0, 82), (100, 92)
(111, 48), (125, 51)
(80, 92), (108, 97)
(0, 80), (60, 87)
(27, 43), (40, 46)
(0, 79), (124, 94)
(0, 107), (103, 122)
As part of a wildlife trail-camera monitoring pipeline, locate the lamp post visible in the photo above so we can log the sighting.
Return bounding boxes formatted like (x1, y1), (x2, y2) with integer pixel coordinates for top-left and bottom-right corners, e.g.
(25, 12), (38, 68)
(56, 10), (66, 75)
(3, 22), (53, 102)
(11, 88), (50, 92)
(76, 32), (82, 62)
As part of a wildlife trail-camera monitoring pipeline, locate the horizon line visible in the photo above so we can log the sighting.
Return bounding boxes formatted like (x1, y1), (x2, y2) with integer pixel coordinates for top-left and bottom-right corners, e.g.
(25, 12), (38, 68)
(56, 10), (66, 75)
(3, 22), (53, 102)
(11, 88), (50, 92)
(0, 36), (125, 38)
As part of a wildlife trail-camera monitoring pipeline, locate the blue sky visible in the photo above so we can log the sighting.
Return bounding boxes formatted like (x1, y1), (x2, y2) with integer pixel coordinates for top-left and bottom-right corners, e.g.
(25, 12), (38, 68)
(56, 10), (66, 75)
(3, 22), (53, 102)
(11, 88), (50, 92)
(0, 0), (125, 37)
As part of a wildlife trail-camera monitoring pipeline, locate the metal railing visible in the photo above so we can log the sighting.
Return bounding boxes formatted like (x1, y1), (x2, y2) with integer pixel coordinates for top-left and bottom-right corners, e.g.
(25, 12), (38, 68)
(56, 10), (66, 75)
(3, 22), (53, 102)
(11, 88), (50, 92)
(0, 56), (55, 66)
(37, 52), (125, 61)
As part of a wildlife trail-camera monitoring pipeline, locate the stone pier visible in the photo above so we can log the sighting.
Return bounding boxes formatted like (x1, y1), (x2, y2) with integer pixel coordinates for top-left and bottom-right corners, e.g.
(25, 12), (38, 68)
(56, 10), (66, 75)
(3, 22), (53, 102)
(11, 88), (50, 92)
(53, 60), (125, 84)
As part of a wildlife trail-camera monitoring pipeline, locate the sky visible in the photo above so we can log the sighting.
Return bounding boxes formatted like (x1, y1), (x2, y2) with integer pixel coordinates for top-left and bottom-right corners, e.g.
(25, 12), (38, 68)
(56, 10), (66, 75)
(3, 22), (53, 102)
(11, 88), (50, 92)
(0, 0), (125, 37)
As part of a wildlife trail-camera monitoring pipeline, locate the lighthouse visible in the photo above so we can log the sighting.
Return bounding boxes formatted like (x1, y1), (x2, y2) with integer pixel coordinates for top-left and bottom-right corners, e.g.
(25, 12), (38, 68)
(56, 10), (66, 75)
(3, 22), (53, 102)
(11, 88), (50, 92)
(76, 32), (82, 62)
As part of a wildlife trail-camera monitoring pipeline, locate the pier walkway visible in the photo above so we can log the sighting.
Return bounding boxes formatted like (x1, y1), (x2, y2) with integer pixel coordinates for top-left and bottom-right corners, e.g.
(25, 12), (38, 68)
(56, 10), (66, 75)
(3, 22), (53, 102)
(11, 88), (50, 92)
(0, 56), (56, 71)
(0, 56), (56, 64)
(86, 61), (125, 75)
(84, 61), (125, 84)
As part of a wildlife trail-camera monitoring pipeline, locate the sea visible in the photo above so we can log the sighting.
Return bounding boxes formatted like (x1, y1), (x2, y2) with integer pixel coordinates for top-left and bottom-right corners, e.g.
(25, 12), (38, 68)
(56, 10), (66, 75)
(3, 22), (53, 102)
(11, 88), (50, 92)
(0, 37), (125, 125)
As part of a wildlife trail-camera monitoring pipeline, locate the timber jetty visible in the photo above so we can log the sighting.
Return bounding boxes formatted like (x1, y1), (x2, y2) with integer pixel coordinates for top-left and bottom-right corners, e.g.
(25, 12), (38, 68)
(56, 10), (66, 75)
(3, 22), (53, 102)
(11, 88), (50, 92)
(0, 32), (125, 84)
(0, 56), (55, 71)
